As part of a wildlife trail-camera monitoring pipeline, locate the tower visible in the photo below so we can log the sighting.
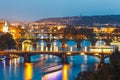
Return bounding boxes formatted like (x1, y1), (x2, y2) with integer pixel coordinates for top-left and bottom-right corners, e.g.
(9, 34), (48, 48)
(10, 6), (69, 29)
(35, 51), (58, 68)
(3, 21), (9, 33)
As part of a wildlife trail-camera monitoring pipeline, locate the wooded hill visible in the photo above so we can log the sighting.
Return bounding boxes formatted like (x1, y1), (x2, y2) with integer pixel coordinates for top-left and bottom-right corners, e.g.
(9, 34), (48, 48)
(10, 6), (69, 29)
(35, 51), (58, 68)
(35, 15), (120, 26)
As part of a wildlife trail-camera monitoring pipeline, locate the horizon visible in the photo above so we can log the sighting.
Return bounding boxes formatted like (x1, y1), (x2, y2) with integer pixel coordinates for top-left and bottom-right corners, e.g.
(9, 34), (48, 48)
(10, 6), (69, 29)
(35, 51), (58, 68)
(0, 0), (120, 21)
(1, 14), (120, 23)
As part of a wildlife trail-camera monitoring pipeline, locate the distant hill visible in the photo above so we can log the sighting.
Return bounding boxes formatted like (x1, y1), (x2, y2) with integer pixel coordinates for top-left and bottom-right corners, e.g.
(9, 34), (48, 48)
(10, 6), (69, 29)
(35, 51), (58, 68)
(35, 15), (120, 26)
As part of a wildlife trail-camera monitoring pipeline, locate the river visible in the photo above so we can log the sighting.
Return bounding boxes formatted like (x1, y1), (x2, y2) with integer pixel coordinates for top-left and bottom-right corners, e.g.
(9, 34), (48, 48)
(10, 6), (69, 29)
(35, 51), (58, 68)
(0, 40), (109, 80)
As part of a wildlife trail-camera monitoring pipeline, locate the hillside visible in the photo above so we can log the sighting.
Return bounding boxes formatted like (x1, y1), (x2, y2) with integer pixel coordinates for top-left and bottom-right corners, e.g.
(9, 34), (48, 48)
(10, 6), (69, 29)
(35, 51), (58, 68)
(35, 15), (120, 26)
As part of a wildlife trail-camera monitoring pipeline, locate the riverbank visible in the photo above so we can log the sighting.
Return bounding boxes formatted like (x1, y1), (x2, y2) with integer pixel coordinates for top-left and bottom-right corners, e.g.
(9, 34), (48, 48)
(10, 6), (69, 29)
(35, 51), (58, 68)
(76, 48), (120, 80)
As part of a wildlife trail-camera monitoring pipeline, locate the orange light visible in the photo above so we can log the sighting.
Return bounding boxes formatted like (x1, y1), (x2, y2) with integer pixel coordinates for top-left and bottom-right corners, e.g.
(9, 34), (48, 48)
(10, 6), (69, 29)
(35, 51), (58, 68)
(94, 53), (99, 56)
(80, 52), (85, 55)
(62, 64), (68, 80)
(24, 63), (33, 80)
(67, 52), (71, 55)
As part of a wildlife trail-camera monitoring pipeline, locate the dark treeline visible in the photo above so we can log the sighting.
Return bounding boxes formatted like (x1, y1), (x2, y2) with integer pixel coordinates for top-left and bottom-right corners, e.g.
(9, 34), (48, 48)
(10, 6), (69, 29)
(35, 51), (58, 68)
(63, 27), (95, 39)
(35, 15), (120, 26)
(0, 33), (16, 50)
(76, 47), (120, 80)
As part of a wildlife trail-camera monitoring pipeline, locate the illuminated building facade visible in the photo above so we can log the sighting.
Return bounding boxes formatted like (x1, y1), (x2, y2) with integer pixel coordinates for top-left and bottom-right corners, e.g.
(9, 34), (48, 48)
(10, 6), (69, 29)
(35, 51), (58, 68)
(0, 21), (22, 39)
(93, 27), (116, 33)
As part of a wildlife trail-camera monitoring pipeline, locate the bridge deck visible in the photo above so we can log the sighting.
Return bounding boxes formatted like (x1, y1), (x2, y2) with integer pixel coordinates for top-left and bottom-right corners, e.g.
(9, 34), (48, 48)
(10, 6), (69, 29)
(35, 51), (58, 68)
(0, 50), (112, 56)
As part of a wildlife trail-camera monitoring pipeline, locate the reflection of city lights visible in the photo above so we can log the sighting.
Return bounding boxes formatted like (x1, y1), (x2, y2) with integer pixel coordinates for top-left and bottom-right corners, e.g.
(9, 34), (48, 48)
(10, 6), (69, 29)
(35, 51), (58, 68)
(62, 64), (68, 80)
(3, 60), (6, 73)
(42, 70), (62, 80)
(24, 63), (33, 80)
(9, 60), (11, 73)
(84, 55), (87, 61)
(81, 63), (86, 71)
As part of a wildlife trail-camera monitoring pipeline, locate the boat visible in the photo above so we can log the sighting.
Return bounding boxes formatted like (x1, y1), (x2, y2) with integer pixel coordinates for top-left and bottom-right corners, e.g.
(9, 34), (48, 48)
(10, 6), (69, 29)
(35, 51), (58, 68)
(41, 64), (63, 74)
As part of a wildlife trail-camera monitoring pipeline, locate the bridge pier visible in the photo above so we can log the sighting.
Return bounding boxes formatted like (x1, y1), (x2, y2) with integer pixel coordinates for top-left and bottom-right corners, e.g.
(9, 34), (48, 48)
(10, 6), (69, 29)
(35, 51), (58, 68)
(99, 55), (105, 67)
(24, 54), (31, 63)
(61, 53), (68, 64)
(61, 42), (67, 51)
(33, 42), (37, 50)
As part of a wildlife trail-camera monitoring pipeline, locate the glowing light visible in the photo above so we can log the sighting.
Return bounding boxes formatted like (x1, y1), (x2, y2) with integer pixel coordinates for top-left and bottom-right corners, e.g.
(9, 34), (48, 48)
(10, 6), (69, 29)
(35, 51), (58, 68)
(57, 26), (62, 30)
(80, 52), (85, 55)
(3, 22), (9, 33)
(24, 63), (33, 80)
(22, 40), (32, 51)
(67, 52), (71, 55)
(41, 35), (44, 39)
(21, 26), (25, 29)
(94, 53), (99, 56)
(53, 46), (58, 51)
(84, 55), (87, 61)
(46, 47), (48, 51)
(62, 64), (68, 80)
(70, 47), (72, 51)
(50, 46), (52, 51)
(40, 41), (44, 51)
(42, 70), (62, 80)
(41, 46), (44, 51)
(84, 47), (87, 52)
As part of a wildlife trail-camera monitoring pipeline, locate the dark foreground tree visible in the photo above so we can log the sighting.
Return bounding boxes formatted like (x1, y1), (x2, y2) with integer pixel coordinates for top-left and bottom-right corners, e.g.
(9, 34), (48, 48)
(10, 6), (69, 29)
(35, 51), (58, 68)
(76, 47), (120, 80)
(0, 33), (16, 50)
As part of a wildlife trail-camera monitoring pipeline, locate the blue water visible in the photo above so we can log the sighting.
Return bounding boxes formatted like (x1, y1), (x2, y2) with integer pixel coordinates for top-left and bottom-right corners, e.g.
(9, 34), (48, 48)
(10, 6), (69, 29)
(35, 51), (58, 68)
(0, 40), (109, 80)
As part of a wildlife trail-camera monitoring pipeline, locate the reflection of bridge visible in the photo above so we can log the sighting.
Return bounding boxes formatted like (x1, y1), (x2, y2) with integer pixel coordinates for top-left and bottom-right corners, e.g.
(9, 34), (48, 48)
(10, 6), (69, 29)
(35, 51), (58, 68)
(0, 50), (112, 64)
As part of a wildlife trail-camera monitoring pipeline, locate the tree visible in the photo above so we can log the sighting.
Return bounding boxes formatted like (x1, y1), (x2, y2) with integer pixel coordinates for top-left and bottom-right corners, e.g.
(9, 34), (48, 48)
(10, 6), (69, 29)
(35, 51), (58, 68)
(76, 47), (120, 80)
(0, 33), (16, 50)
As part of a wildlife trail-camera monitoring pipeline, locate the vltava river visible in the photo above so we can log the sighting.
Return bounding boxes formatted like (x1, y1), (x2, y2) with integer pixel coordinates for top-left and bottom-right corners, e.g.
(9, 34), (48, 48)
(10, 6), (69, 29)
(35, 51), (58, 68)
(0, 40), (109, 80)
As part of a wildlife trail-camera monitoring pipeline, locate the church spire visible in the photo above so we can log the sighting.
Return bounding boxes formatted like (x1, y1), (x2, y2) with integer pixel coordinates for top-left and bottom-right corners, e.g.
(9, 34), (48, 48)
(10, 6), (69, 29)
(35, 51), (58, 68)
(3, 21), (9, 33)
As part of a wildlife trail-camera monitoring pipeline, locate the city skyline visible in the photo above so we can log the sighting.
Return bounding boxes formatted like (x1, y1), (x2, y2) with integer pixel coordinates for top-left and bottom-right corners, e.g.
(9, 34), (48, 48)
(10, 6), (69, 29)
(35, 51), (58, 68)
(0, 0), (120, 21)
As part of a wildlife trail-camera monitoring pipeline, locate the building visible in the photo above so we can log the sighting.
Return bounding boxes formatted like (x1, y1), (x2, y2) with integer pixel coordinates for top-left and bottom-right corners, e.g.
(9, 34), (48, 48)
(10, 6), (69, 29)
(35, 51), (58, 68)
(93, 27), (116, 33)
(0, 21), (22, 39)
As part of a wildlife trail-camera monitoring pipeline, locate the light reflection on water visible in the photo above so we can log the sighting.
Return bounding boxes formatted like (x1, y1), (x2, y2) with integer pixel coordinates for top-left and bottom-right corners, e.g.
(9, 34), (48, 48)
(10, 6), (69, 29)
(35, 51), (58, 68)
(42, 64), (70, 80)
(0, 40), (111, 80)
(0, 54), (101, 80)
(62, 64), (69, 80)
(42, 70), (62, 80)
(24, 63), (33, 80)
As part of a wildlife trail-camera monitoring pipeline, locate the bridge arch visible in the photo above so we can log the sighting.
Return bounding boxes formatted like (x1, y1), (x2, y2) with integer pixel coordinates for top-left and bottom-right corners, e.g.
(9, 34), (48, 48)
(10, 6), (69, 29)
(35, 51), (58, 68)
(37, 40), (47, 47)
(80, 40), (91, 47)
(22, 40), (33, 51)
(52, 40), (61, 47)
(95, 40), (106, 46)
(66, 40), (76, 47)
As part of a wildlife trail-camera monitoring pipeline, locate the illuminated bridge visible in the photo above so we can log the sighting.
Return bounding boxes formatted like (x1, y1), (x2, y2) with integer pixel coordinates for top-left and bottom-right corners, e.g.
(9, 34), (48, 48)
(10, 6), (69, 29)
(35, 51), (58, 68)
(0, 48), (113, 64)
